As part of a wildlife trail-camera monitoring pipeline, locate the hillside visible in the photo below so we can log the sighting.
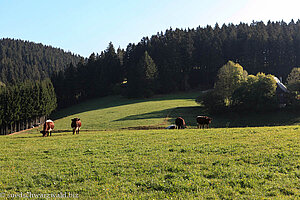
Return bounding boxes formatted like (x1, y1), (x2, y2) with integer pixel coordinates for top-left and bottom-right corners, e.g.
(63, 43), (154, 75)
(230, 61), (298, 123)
(29, 91), (299, 133)
(0, 38), (81, 83)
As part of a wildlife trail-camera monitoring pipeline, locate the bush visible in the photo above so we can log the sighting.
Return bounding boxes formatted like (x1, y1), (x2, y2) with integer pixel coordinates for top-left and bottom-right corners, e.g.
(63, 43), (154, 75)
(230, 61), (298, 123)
(200, 61), (278, 113)
(232, 73), (277, 112)
(287, 67), (300, 92)
(201, 90), (228, 113)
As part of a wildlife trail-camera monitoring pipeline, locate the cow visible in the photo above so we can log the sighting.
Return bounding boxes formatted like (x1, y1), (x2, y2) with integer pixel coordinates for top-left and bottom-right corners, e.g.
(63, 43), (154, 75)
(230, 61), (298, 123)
(71, 118), (81, 134)
(196, 116), (212, 129)
(175, 117), (186, 129)
(40, 119), (54, 137)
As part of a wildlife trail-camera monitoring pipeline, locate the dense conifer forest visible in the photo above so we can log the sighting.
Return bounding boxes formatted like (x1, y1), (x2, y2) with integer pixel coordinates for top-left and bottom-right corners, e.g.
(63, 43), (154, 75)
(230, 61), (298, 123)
(0, 39), (79, 134)
(0, 38), (81, 84)
(0, 79), (56, 134)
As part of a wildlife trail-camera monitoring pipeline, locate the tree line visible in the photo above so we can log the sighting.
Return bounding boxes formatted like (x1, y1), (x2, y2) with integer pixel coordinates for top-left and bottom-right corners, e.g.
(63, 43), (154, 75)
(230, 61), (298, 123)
(53, 20), (300, 107)
(0, 79), (56, 135)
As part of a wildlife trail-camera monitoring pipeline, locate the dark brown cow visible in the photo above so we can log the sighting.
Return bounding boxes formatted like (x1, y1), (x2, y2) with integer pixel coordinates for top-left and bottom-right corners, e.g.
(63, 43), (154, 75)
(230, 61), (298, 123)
(196, 116), (212, 129)
(40, 120), (54, 137)
(71, 118), (81, 134)
(175, 117), (186, 129)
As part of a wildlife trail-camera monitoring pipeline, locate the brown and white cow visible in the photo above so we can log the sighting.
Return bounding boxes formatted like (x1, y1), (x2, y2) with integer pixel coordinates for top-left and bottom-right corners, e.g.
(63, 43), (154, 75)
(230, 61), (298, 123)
(71, 118), (81, 134)
(175, 117), (186, 129)
(40, 120), (54, 137)
(196, 116), (212, 129)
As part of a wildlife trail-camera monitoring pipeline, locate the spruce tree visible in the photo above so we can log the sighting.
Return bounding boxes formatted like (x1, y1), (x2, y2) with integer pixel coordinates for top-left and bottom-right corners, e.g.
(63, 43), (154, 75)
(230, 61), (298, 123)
(127, 51), (157, 98)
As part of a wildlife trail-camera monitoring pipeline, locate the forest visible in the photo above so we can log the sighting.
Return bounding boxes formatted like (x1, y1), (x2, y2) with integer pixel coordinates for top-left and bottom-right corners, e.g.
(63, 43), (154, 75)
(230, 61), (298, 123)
(1, 20), (300, 134)
(0, 79), (56, 134)
(54, 20), (300, 106)
(0, 38), (81, 84)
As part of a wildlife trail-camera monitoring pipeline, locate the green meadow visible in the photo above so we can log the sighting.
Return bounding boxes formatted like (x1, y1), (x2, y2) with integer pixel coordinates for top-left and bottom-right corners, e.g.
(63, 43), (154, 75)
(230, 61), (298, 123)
(0, 92), (299, 199)
(48, 91), (300, 131)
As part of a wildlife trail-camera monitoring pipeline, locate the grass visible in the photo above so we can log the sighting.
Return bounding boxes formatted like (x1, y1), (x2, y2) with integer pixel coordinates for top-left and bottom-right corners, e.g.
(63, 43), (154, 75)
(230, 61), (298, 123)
(1, 91), (300, 199)
(48, 92), (201, 131)
(0, 127), (299, 199)
(44, 91), (300, 133)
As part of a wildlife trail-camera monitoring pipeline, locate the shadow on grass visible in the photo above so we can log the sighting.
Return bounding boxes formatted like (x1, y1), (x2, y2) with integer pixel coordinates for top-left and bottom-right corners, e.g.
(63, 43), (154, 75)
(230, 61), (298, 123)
(115, 106), (300, 128)
(213, 110), (300, 128)
(50, 91), (300, 129)
(50, 92), (199, 121)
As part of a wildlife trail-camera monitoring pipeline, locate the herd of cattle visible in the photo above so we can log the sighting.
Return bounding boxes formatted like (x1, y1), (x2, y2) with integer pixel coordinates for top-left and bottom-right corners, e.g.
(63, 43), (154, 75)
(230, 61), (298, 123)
(40, 116), (212, 136)
(172, 116), (212, 129)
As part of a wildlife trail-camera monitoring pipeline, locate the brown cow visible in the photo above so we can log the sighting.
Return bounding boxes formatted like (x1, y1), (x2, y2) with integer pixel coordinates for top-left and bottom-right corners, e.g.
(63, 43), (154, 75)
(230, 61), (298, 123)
(71, 118), (81, 134)
(40, 120), (54, 137)
(175, 117), (186, 129)
(196, 116), (212, 129)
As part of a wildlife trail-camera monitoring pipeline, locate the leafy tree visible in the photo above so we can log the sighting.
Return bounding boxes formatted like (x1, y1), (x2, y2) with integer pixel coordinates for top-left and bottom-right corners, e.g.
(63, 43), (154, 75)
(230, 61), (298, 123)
(214, 61), (247, 104)
(287, 67), (300, 91)
(232, 73), (277, 111)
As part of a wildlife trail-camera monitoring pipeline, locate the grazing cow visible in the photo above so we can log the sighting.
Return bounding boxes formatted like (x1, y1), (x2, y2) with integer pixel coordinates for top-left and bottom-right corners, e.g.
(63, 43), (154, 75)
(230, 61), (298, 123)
(196, 116), (212, 129)
(71, 118), (81, 134)
(175, 117), (186, 129)
(40, 120), (54, 137)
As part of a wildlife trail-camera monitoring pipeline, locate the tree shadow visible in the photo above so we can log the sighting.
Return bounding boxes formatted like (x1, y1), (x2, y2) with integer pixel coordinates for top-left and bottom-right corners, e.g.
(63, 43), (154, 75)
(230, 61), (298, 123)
(214, 110), (300, 128)
(114, 106), (300, 128)
(114, 106), (208, 127)
(51, 92), (199, 120)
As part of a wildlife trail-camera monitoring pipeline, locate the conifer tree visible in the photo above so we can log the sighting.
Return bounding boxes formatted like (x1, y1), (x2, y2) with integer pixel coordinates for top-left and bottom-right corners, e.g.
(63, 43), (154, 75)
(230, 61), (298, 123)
(127, 51), (157, 97)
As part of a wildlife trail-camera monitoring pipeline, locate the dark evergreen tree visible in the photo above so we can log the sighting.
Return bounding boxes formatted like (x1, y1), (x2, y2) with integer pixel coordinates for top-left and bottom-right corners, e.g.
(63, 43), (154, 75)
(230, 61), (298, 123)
(127, 51), (157, 97)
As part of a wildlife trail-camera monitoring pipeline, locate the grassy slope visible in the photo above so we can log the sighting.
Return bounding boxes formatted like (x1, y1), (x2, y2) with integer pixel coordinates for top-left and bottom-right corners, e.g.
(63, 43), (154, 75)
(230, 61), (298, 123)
(35, 91), (300, 133)
(1, 92), (299, 199)
(0, 127), (299, 199)
(48, 92), (201, 131)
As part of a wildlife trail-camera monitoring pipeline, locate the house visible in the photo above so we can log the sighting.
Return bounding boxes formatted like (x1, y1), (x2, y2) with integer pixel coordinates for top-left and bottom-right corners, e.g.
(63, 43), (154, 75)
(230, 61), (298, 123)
(273, 76), (289, 107)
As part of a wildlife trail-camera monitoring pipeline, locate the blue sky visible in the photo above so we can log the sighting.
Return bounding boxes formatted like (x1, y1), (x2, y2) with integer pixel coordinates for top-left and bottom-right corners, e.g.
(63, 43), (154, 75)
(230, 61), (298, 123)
(1, 0), (300, 57)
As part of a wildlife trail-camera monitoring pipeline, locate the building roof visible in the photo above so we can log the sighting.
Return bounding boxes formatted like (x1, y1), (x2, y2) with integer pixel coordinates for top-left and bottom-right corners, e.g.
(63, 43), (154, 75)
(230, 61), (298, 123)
(273, 76), (288, 93)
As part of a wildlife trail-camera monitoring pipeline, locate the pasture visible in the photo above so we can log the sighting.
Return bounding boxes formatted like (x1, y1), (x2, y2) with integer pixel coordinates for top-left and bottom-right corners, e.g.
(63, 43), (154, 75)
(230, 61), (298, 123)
(0, 127), (299, 199)
(50, 92), (300, 131)
(1, 91), (299, 199)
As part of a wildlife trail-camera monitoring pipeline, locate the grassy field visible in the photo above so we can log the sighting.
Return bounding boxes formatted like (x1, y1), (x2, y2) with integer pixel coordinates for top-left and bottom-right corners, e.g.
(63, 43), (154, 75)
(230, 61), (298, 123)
(0, 127), (299, 199)
(1, 92), (299, 199)
(49, 92), (200, 131)
(44, 91), (300, 133)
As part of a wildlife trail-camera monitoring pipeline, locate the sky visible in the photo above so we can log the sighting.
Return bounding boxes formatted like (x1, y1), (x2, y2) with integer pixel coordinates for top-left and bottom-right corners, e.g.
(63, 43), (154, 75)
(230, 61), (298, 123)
(1, 0), (300, 57)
